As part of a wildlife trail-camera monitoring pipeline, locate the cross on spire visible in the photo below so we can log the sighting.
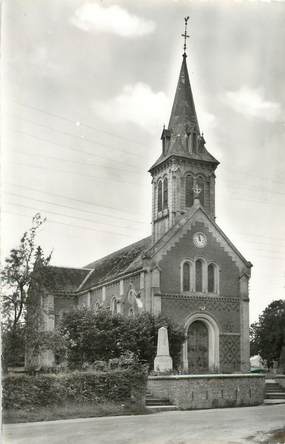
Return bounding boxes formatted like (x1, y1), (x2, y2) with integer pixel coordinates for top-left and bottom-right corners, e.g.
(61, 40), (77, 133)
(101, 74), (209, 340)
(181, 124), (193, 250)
(181, 16), (190, 56)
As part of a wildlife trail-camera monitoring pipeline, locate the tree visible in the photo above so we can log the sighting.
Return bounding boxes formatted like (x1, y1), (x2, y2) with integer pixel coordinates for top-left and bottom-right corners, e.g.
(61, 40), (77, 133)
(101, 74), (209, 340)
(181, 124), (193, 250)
(1, 213), (58, 370)
(60, 308), (185, 370)
(250, 299), (285, 369)
(1, 213), (51, 331)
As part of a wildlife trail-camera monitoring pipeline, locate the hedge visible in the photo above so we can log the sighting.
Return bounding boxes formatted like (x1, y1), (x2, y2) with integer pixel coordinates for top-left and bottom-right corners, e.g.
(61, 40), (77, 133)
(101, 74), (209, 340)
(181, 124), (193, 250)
(3, 368), (147, 410)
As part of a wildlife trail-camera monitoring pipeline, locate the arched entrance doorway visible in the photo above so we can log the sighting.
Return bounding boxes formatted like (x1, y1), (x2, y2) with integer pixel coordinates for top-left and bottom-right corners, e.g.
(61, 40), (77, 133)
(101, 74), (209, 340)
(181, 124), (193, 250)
(183, 313), (220, 373)
(187, 320), (209, 373)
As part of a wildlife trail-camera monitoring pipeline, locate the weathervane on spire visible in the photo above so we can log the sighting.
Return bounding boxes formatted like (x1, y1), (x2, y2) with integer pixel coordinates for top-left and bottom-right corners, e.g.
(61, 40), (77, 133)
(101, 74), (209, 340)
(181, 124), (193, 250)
(181, 16), (190, 56)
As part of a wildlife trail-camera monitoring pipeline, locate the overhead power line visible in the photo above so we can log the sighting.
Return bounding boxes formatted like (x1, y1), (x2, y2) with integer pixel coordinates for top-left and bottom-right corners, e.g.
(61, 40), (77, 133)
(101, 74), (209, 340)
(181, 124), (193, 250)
(7, 114), (141, 158)
(11, 160), (283, 207)
(7, 101), (285, 190)
(5, 191), (146, 229)
(4, 182), (146, 222)
(3, 191), (285, 257)
(238, 232), (285, 243)
(4, 205), (283, 261)
(7, 160), (145, 188)
(4, 201), (140, 238)
(9, 147), (137, 176)
(223, 167), (285, 187)
(7, 128), (285, 199)
(2, 209), (134, 240)
(7, 183), (285, 243)
(7, 128), (139, 171)
(9, 99), (145, 148)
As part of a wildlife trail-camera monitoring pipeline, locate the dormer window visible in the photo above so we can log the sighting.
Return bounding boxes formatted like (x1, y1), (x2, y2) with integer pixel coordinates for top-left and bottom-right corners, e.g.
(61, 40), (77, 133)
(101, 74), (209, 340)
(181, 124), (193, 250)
(192, 132), (197, 153)
(161, 127), (171, 156)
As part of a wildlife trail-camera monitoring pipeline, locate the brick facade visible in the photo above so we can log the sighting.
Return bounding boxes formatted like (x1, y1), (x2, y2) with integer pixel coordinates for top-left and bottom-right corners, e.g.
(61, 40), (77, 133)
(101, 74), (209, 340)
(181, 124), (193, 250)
(159, 221), (240, 296)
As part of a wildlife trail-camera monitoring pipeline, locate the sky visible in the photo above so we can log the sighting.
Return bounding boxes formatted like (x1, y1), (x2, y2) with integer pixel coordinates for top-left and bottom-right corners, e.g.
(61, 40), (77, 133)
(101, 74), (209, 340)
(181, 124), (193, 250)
(2, 0), (285, 323)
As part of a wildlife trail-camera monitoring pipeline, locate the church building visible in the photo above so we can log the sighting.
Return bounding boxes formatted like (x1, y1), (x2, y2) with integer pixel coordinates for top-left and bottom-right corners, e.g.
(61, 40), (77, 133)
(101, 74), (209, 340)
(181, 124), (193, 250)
(39, 28), (252, 374)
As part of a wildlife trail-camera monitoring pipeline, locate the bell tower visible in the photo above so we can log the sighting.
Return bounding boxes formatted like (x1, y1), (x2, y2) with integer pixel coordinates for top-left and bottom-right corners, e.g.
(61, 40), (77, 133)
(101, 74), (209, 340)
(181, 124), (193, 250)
(149, 18), (219, 243)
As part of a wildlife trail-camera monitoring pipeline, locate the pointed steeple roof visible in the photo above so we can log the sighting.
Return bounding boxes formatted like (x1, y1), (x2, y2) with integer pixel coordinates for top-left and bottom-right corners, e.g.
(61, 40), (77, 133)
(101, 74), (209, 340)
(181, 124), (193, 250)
(149, 54), (219, 172)
(168, 54), (200, 136)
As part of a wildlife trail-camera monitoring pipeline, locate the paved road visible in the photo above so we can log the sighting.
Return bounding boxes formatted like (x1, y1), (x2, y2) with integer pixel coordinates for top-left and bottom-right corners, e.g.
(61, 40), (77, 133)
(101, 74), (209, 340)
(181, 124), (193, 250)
(3, 404), (285, 444)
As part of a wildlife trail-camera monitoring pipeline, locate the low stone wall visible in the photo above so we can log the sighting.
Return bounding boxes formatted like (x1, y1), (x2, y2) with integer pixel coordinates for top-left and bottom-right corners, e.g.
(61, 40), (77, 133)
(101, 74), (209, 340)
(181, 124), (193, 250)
(148, 374), (264, 410)
(275, 375), (285, 388)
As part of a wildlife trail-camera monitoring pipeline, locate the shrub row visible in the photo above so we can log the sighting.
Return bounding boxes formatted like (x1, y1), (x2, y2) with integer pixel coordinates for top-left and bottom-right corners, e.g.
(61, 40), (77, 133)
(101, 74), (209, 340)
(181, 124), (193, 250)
(3, 368), (147, 410)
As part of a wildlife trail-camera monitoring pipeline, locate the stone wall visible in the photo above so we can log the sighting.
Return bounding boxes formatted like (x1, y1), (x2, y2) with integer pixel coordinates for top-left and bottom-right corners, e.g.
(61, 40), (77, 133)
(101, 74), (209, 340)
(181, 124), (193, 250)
(148, 374), (264, 410)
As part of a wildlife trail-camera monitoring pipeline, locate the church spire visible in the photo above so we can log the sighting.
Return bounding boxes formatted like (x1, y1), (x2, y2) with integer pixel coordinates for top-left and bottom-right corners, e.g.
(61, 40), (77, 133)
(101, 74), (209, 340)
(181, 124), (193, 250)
(149, 18), (219, 242)
(168, 52), (200, 137)
(149, 18), (219, 172)
(168, 17), (199, 137)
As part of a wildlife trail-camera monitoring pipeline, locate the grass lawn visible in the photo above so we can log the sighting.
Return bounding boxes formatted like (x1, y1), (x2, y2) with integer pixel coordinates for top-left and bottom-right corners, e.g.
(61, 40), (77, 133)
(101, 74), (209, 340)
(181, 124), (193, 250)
(3, 402), (150, 424)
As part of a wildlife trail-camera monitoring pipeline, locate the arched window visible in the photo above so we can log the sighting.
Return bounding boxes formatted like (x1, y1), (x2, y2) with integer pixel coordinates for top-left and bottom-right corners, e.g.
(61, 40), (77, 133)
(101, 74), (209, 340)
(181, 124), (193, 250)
(185, 175), (194, 207)
(197, 177), (205, 206)
(183, 262), (190, 291)
(163, 177), (168, 209)
(111, 297), (117, 314)
(158, 180), (163, 212)
(195, 259), (203, 292)
(208, 263), (215, 293)
(208, 263), (219, 293)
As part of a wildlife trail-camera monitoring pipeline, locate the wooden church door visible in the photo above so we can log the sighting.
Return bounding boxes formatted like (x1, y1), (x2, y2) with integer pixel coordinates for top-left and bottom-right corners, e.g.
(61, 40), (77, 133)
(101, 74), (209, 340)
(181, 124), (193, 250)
(187, 320), (209, 373)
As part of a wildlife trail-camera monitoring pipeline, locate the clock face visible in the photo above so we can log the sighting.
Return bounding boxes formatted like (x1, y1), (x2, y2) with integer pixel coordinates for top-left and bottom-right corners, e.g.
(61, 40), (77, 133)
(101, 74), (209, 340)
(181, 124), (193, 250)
(193, 232), (207, 248)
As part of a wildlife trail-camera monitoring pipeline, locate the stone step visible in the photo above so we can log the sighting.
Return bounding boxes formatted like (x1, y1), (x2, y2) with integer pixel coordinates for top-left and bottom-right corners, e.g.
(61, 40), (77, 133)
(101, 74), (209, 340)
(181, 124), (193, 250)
(266, 387), (285, 393)
(264, 399), (285, 405)
(145, 398), (172, 406)
(265, 393), (285, 399)
(266, 387), (285, 391)
(147, 405), (178, 413)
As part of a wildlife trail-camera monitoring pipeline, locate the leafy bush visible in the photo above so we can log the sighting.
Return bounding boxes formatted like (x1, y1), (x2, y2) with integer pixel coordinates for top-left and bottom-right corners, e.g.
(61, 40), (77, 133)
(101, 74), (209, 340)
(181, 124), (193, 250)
(250, 299), (285, 366)
(3, 367), (147, 410)
(60, 308), (185, 370)
(1, 325), (25, 371)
